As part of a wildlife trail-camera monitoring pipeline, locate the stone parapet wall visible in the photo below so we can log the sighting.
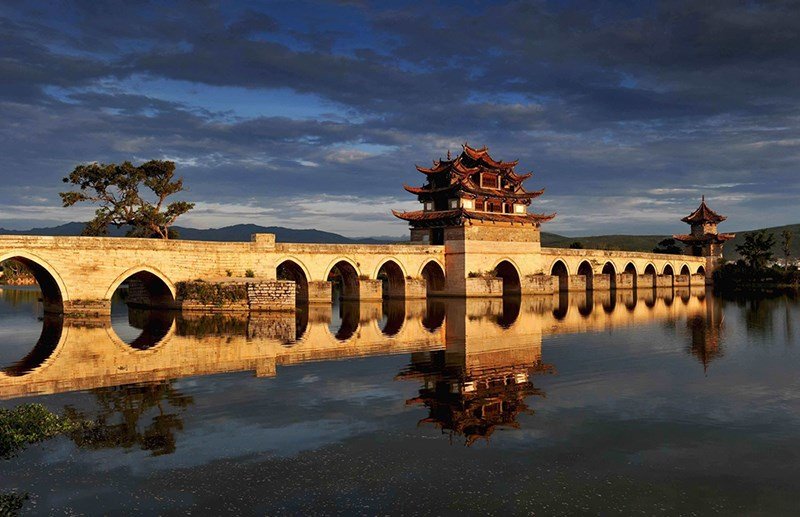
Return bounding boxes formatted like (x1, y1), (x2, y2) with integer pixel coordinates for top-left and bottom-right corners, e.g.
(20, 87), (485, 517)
(176, 279), (295, 312)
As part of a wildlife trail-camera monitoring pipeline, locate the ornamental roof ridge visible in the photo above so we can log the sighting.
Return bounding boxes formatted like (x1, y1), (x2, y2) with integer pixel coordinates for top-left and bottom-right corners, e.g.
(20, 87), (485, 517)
(681, 196), (727, 224)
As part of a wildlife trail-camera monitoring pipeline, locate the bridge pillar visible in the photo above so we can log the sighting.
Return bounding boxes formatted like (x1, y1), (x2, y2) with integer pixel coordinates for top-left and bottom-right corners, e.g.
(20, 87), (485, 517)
(307, 281), (333, 304)
(655, 275), (674, 288)
(521, 274), (557, 295)
(638, 274), (656, 288)
(616, 273), (635, 290)
(567, 275), (587, 292)
(404, 278), (427, 299)
(593, 274), (612, 291)
(355, 279), (383, 302)
(690, 274), (706, 286)
(63, 299), (112, 317)
(674, 275), (690, 287)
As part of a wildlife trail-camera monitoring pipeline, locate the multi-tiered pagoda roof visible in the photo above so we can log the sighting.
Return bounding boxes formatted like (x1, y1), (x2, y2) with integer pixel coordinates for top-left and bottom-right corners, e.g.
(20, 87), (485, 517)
(393, 144), (555, 227)
(673, 196), (735, 246)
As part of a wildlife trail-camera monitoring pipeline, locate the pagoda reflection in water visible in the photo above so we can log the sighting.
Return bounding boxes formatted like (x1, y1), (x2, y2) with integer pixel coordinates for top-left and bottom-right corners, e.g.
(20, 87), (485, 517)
(0, 286), (726, 453)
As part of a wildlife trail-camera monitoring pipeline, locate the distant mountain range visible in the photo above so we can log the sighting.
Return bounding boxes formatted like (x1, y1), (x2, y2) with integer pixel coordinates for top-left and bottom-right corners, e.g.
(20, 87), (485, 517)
(2, 221), (799, 261)
(0, 222), (397, 245)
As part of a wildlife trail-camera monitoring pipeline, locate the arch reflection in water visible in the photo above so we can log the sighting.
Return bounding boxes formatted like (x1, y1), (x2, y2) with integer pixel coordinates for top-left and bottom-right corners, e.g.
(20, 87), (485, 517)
(113, 303), (176, 350)
(2, 314), (63, 376)
(0, 288), (725, 406)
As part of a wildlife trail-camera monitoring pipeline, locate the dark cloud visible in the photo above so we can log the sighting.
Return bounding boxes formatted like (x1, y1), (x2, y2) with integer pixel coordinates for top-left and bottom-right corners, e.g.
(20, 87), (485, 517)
(1, 0), (799, 236)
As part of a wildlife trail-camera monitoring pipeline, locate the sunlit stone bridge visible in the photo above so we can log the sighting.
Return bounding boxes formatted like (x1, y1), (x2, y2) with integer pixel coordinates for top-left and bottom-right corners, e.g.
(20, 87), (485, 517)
(0, 145), (731, 316)
(0, 233), (711, 316)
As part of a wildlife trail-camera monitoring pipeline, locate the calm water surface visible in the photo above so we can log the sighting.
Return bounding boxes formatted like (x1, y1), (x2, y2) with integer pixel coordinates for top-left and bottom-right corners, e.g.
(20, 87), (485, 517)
(1, 286), (799, 515)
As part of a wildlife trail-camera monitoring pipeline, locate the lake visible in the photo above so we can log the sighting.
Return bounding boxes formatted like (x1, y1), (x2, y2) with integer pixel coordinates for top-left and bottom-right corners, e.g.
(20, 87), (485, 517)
(1, 286), (799, 515)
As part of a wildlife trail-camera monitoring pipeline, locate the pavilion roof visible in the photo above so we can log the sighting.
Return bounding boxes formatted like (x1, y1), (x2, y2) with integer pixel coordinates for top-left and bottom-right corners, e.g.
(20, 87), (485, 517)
(392, 208), (555, 226)
(682, 196), (727, 224)
(673, 232), (736, 244)
(402, 182), (545, 201)
(415, 143), (533, 184)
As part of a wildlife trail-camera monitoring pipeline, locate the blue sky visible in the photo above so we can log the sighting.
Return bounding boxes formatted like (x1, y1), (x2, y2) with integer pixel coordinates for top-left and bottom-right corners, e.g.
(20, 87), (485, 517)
(1, 0), (799, 237)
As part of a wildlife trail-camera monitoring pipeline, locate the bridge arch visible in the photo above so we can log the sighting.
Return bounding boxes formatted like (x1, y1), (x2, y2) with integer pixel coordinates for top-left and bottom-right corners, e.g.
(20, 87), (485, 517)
(0, 251), (67, 313)
(420, 259), (446, 295)
(642, 263), (657, 288)
(493, 259), (521, 296)
(601, 261), (617, 290)
(550, 259), (569, 292)
(577, 260), (594, 290)
(662, 263), (675, 276)
(680, 264), (691, 276)
(105, 266), (176, 309)
(375, 258), (406, 299)
(276, 258), (310, 303)
(623, 262), (638, 289)
(697, 265), (706, 275)
(326, 258), (361, 300)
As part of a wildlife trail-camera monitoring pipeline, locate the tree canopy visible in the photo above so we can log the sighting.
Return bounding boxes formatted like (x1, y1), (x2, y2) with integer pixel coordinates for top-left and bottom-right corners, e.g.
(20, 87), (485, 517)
(653, 238), (683, 254)
(736, 230), (776, 270)
(60, 160), (194, 239)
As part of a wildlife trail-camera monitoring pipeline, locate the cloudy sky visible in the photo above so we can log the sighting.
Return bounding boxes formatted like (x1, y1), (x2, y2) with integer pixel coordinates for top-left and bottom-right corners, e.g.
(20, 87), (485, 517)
(2, 0), (799, 237)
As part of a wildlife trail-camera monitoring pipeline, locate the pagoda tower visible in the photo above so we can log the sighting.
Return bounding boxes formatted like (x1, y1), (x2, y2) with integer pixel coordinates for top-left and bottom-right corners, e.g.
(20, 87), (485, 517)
(393, 144), (555, 295)
(673, 196), (735, 277)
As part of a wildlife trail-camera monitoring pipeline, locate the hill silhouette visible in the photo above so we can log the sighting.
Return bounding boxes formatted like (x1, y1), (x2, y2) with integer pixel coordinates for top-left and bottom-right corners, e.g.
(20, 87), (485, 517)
(2, 222), (799, 260)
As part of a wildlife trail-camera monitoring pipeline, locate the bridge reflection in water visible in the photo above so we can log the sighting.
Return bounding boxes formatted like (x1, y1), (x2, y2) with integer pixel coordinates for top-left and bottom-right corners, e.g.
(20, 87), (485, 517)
(1, 286), (721, 402)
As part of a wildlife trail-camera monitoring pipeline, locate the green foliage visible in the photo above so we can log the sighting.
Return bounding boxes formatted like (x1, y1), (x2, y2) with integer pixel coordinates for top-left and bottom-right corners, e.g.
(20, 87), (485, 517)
(60, 160), (194, 239)
(736, 230), (776, 270)
(781, 229), (793, 265)
(653, 238), (683, 254)
(714, 261), (799, 289)
(0, 492), (29, 515)
(176, 280), (248, 306)
(245, 269), (255, 278)
(0, 404), (81, 459)
(0, 260), (35, 285)
(568, 241), (584, 249)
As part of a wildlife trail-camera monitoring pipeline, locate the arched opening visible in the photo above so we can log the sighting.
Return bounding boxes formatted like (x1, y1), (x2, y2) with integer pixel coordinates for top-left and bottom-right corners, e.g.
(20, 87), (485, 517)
(421, 261), (446, 296)
(277, 260), (309, 303)
(697, 265), (706, 276)
(578, 260), (594, 291)
(624, 262), (638, 289)
(602, 262), (617, 290)
(494, 260), (521, 296)
(680, 264), (691, 276)
(110, 270), (176, 349)
(380, 299), (406, 337)
(0, 256), (63, 313)
(644, 263), (657, 288)
(550, 260), (569, 293)
(377, 260), (406, 299)
(327, 261), (360, 301)
(663, 264), (675, 276)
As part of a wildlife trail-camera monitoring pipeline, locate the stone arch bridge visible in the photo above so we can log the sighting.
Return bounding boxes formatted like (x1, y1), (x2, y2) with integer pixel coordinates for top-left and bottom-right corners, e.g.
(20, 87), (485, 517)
(0, 234), (709, 315)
